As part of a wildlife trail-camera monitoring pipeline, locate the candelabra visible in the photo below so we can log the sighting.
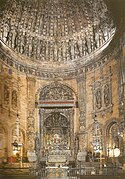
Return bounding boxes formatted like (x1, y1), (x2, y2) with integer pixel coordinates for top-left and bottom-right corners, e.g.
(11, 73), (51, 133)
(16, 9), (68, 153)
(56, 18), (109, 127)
(92, 118), (104, 172)
(12, 114), (23, 167)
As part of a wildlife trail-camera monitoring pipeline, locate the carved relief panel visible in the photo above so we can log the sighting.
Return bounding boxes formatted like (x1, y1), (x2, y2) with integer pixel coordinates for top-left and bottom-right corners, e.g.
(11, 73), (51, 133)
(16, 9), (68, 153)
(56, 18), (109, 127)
(2, 81), (18, 111)
(103, 84), (110, 107)
(39, 82), (74, 101)
(26, 77), (36, 151)
(92, 70), (112, 113)
(11, 90), (17, 109)
(95, 84), (102, 110)
(27, 113), (35, 150)
(3, 84), (10, 106)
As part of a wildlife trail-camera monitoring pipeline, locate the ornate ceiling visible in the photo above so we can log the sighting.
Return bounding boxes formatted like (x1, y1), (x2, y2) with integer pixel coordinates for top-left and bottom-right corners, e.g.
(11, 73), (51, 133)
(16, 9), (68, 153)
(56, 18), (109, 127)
(0, 0), (117, 78)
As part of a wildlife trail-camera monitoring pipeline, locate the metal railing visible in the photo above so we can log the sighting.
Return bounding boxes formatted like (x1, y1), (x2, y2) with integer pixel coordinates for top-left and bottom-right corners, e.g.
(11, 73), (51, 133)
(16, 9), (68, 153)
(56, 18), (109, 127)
(1, 166), (124, 179)
(68, 166), (125, 179)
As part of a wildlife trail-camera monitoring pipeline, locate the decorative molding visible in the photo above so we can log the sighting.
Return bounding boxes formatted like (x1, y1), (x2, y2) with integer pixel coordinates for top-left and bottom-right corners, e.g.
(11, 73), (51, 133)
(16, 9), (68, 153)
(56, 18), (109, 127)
(26, 112), (35, 151)
(38, 100), (75, 108)
(77, 71), (86, 131)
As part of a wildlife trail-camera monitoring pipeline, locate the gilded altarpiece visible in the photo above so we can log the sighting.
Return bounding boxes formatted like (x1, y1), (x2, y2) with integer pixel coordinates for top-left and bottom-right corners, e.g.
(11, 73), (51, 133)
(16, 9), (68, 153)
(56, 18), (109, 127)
(39, 109), (74, 156)
(37, 82), (76, 161)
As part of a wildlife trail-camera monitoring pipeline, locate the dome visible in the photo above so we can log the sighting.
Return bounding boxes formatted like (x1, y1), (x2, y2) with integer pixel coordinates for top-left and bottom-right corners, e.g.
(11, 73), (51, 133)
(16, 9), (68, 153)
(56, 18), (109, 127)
(0, 0), (116, 77)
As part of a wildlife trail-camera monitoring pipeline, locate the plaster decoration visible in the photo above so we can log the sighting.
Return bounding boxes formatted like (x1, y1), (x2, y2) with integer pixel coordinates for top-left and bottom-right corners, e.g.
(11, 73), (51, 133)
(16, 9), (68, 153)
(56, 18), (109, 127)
(0, 0), (115, 73)
(27, 112), (35, 151)
(3, 84), (9, 106)
(26, 76), (36, 111)
(77, 72), (87, 156)
(95, 88), (102, 110)
(118, 54), (125, 116)
(92, 67), (112, 113)
(0, 37), (122, 79)
(35, 132), (40, 157)
(74, 133), (79, 157)
(103, 84), (110, 107)
(69, 109), (74, 154)
(77, 73), (86, 132)
(78, 132), (87, 152)
(39, 82), (74, 101)
(11, 90), (17, 109)
(119, 83), (124, 116)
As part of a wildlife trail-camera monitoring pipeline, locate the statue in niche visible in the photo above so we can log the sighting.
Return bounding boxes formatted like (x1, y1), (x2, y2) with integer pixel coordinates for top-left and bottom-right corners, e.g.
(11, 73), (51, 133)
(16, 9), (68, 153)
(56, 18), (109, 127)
(3, 21), (10, 42)
(4, 85), (9, 105)
(104, 84), (110, 107)
(14, 30), (19, 49)
(12, 90), (17, 109)
(8, 31), (13, 47)
(53, 133), (61, 145)
(20, 33), (26, 54)
(83, 36), (89, 55)
(28, 36), (33, 57)
(74, 134), (79, 156)
(62, 42), (66, 60)
(95, 88), (102, 109)
(11, 28), (17, 49)
(27, 113), (35, 132)
(77, 36), (83, 57)
(74, 43), (80, 59)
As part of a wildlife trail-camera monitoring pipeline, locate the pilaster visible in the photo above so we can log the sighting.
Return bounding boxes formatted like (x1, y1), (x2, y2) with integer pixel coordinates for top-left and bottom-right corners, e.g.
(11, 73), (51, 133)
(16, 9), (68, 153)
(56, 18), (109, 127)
(77, 71), (87, 162)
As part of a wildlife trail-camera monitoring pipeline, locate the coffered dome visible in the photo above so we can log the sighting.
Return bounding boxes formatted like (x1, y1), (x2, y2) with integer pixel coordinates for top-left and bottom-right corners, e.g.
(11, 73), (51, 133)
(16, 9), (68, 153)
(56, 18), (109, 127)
(0, 0), (116, 76)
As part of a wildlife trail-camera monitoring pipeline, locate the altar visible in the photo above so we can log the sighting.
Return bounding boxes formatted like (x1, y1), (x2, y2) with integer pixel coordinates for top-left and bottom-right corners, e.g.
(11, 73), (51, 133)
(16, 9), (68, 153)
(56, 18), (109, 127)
(35, 110), (75, 179)
(45, 149), (69, 178)
(46, 166), (69, 179)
